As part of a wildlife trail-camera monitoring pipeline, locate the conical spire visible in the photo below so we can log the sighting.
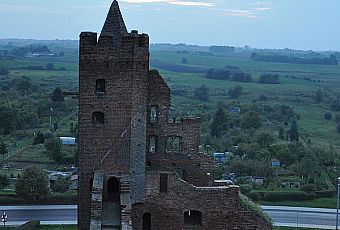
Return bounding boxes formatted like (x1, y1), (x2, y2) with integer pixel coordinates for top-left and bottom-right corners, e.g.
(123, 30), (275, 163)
(100, 0), (128, 42)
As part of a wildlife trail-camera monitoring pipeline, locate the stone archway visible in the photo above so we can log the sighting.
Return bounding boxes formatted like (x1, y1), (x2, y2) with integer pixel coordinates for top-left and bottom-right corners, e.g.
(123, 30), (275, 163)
(106, 177), (120, 202)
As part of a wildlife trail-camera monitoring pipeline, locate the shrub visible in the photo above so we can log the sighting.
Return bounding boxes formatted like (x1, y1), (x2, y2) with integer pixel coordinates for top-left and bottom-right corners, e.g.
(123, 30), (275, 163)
(231, 72), (252, 82)
(228, 85), (243, 99)
(248, 191), (260, 201)
(239, 193), (272, 226)
(18, 220), (40, 230)
(0, 67), (9, 75)
(330, 99), (340, 111)
(301, 183), (316, 193)
(337, 123), (340, 133)
(263, 191), (315, 201)
(240, 184), (252, 194)
(324, 112), (332, 120)
(194, 84), (209, 101)
(258, 94), (269, 101)
(258, 74), (280, 84)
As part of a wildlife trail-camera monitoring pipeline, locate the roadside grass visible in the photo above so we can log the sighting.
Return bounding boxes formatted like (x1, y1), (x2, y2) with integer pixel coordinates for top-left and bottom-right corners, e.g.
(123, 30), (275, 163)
(259, 196), (337, 209)
(37, 225), (76, 230)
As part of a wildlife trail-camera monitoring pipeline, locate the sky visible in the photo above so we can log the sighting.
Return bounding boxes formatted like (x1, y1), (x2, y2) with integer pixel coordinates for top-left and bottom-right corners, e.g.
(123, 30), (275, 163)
(0, 0), (339, 51)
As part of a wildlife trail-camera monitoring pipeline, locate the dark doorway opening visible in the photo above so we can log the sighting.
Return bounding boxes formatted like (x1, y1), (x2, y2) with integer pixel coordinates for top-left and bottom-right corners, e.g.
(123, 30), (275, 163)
(106, 177), (120, 202)
(143, 213), (151, 230)
(184, 210), (202, 227)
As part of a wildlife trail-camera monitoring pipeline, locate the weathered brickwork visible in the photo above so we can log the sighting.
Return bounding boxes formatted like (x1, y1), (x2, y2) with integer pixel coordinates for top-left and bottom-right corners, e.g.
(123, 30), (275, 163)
(78, 1), (273, 229)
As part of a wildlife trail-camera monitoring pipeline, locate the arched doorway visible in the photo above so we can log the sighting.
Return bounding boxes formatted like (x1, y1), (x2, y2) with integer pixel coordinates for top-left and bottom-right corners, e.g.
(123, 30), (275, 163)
(106, 177), (120, 202)
(102, 177), (121, 227)
(143, 213), (151, 230)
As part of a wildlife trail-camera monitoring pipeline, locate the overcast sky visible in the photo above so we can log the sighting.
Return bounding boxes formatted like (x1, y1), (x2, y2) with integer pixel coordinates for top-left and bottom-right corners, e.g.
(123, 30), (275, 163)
(0, 0), (339, 51)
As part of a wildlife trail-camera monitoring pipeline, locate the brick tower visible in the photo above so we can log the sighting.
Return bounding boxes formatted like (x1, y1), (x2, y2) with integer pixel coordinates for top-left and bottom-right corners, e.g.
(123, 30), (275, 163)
(78, 1), (149, 229)
(78, 1), (273, 230)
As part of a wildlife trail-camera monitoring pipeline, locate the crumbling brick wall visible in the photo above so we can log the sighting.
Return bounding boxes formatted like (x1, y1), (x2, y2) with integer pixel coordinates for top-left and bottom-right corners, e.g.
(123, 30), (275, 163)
(132, 172), (272, 230)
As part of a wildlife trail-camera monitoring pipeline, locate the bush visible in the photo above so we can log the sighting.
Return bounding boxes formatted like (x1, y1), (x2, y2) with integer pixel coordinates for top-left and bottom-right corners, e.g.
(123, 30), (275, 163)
(248, 191), (260, 201)
(39, 192), (77, 204)
(301, 183), (316, 193)
(263, 191), (315, 201)
(194, 84), (209, 101)
(18, 220), (40, 230)
(324, 112), (332, 120)
(228, 85), (243, 99)
(258, 94), (269, 101)
(258, 74), (280, 84)
(46, 63), (54, 70)
(240, 184), (253, 194)
(239, 193), (272, 226)
(0, 67), (9, 75)
(231, 72), (252, 82)
(331, 99), (340, 111)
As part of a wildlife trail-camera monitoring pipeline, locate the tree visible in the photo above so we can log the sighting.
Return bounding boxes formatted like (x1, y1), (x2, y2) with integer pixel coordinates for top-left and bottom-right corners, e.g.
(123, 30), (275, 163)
(210, 106), (230, 137)
(15, 166), (49, 203)
(182, 58), (188, 64)
(313, 89), (323, 103)
(228, 85), (243, 99)
(240, 112), (262, 130)
(70, 122), (74, 133)
(278, 126), (285, 140)
(0, 142), (8, 159)
(289, 119), (299, 142)
(46, 63), (54, 70)
(337, 123), (340, 133)
(45, 138), (63, 162)
(194, 84), (209, 101)
(0, 105), (18, 135)
(51, 176), (70, 193)
(51, 87), (64, 102)
(0, 174), (9, 190)
(33, 132), (45, 145)
(256, 132), (274, 148)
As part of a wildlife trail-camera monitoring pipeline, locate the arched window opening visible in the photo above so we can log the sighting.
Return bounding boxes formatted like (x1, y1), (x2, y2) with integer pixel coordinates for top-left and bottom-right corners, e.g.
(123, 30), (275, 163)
(143, 213), (151, 230)
(184, 210), (202, 227)
(106, 177), (120, 202)
(149, 106), (158, 124)
(95, 79), (105, 94)
(160, 173), (168, 193)
(92, 112), (104, 124)
(89, 178), (94, 192)
(182, 169), (187, 181)
(148, 136), (157, 154)
(166, 136), (182, 152)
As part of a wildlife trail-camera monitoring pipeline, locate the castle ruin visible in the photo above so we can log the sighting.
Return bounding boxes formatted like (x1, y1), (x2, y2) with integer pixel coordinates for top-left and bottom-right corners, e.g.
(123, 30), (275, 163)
(78, 1), (272, 229)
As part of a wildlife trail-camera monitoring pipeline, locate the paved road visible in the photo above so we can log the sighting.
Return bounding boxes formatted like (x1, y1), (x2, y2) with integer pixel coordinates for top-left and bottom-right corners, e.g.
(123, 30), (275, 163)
(262, 206), (338, 229)
(0, 205), (338, 229)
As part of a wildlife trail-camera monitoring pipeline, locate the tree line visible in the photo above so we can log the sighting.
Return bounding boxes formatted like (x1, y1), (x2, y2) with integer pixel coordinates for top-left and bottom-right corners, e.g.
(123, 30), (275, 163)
(251, 53), (338, 65)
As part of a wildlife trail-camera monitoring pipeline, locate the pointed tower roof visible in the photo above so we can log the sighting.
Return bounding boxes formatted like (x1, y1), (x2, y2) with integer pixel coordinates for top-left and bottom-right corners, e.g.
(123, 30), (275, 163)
(100, 0), (128, 42)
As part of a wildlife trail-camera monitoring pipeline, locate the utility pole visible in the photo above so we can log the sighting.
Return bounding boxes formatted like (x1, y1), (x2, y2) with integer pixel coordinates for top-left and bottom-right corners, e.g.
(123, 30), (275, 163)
(336, 177), (340, 230)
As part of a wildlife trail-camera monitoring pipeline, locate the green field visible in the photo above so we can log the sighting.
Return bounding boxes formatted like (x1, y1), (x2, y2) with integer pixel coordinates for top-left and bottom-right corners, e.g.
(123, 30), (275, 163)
(151, 50), (340, 149)
(1, 41), (340, 208)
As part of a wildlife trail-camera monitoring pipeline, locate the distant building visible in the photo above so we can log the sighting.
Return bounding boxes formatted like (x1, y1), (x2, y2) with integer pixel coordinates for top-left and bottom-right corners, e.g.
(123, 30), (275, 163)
(271, 158), (281, 168)
(229, 107), (241, 114)
(213, 152), (233, 164)
(251, 176), (264, 185)
(70, 174), (78, 190)
(60, 137), (76, 145)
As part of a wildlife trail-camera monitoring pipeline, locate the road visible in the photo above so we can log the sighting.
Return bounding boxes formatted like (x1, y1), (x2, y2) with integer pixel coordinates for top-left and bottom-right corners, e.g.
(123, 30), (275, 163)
(0, 205), (338, 229)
